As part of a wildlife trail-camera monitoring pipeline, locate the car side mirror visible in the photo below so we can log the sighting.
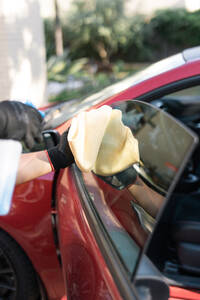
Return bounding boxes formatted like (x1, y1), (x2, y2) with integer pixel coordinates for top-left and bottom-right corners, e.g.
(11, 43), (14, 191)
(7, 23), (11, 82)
(0, 140), (22, 215)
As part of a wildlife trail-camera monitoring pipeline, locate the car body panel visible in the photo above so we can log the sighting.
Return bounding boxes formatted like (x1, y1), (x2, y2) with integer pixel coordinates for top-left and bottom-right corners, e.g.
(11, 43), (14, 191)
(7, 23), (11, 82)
(57, 168), (124, 300)
(0, 173), (65, 299)
(170, 286), (200, 300)
(82, 171), (148, 249)
(101, 60), (200, 107)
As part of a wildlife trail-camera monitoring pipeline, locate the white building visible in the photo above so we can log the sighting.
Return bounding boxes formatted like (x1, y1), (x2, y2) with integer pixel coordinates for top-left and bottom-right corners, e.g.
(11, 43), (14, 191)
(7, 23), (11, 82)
(125, 0), (200, 16)
(39, 0), (200, 19)
(0, 0), (46, 107)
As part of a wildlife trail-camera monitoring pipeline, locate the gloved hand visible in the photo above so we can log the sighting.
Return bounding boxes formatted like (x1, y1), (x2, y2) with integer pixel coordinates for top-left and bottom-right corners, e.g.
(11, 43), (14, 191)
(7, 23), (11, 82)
(0, 100), (43, 149)
(47, 130), (74, 171)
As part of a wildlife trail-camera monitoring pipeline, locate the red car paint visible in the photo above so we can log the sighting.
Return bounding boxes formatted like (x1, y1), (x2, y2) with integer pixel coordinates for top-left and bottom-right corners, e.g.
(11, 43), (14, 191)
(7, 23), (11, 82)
(170, 286), (200, 300)
(0, 48), (200, 299)
(100, 60), (200, 108)
(57, 168), (123, 300)
(0, 173), (65, 299)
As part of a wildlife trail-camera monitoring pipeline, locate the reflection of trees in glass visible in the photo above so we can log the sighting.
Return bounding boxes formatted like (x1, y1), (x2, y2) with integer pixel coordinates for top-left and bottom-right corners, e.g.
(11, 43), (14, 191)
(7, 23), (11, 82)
(54, 0), (64, 56)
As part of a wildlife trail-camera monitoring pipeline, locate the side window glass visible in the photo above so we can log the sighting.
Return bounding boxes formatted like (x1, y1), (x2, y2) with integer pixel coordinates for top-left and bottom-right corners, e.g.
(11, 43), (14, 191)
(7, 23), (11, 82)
(81, 100), (197, 277)
(165, 85), (200, 99)
(152, 85), (200, 123)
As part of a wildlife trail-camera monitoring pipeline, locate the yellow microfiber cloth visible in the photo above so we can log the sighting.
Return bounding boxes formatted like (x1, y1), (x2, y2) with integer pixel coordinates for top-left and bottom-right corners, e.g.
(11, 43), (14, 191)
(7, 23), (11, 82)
(68, 105), (139, 176)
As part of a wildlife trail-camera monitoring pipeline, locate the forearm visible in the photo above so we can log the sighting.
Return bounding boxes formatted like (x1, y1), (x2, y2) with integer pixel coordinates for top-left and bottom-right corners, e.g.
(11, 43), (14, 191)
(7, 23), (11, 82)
(16, 151), (52, 185)
(128, 177), (164, 218)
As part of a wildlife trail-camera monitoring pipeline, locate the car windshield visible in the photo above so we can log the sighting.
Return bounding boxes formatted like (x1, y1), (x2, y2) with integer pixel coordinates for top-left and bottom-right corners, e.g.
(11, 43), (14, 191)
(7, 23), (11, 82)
(43, 53), (184, 130)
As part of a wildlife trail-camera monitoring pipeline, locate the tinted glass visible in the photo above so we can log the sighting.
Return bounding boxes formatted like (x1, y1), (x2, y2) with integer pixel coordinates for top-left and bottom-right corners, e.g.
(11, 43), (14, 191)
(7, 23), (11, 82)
(82, 100), (197, 277)
(110, 100), (197, 195)
(151, 85), (200, 123)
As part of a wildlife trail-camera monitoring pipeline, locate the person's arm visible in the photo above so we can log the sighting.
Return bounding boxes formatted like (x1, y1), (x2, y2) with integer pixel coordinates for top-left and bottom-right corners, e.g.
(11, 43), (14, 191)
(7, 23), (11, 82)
(16, 151), (52, 185)
(16, 130), (74, 185)
(128, 177), (164, 218)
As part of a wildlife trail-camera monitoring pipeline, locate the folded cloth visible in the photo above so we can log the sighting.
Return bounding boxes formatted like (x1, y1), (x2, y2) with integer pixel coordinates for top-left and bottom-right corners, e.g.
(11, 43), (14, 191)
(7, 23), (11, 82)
(68, 105), (139, 176)
(68, 105), (112, 172)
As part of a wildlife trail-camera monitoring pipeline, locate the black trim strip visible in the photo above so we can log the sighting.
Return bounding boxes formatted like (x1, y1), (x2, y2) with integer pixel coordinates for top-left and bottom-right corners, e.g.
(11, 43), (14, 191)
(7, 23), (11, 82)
(72, 165), (139, 300)
(51, 170), (62, 265)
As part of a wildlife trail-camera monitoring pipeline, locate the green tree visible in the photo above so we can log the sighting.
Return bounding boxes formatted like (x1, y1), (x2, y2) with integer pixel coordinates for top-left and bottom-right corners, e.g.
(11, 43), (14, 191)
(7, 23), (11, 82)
(54, 0), (64, 56)
(66, 0), (128, 69)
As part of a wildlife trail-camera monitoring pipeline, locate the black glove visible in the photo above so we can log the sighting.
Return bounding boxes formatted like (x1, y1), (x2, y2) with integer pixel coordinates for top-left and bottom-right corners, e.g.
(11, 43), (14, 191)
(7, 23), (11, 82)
(47, 130), (74, 170)
(0, 100), (43, 149)
(97, 166), (137, 190)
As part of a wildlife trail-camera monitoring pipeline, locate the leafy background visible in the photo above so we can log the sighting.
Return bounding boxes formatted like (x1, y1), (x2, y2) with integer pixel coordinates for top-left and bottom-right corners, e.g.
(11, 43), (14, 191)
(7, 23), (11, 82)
(44, 0), (200, 102)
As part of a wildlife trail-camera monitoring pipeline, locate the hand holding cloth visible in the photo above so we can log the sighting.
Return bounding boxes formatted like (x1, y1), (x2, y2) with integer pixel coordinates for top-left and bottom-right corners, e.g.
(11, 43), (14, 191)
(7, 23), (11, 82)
(68, 105), (139, 176)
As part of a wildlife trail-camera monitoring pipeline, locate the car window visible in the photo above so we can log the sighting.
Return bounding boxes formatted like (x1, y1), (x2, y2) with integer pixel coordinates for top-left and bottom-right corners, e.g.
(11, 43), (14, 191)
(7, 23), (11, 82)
(151, 85), (200, 119)
(81, 100), (197, 278)
(146, 85), (200, 280)
(165, 85), (200, 100)
(151, 84), (200, 143)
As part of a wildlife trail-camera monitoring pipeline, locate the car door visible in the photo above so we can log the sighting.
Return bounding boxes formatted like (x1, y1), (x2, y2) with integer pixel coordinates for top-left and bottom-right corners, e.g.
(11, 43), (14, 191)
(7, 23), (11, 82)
(56, 100), (199, 300)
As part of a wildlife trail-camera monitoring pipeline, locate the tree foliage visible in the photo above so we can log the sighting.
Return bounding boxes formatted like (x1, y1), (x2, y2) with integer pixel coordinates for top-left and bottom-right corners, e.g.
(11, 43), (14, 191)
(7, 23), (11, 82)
(44, 5), (200, 63)
(65, 0), (127, 65)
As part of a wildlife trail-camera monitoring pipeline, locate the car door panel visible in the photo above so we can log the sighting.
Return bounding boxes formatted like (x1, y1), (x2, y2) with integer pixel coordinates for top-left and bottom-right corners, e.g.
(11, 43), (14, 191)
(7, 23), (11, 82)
(170, 286), (200, 300)
(56, 167), (124, 300)
(81, 171), (142, 274)
(57, 99), (199, 300)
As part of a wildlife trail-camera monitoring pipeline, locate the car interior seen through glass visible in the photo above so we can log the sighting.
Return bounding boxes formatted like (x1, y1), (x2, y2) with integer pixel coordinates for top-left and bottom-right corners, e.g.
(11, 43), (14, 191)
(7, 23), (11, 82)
(81, 100), (198, 278)
(146, 85), (200, 288)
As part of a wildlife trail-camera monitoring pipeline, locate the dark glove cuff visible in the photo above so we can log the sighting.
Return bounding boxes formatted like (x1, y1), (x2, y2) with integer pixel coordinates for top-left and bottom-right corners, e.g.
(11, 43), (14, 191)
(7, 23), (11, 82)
(97, 166), (137, 190)
(47, 147), (74, 171)
(114, 166), (137, 188)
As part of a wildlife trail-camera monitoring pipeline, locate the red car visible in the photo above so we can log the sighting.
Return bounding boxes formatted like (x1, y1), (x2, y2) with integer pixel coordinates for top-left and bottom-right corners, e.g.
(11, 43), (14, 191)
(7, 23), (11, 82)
(1, 46), (200, 300)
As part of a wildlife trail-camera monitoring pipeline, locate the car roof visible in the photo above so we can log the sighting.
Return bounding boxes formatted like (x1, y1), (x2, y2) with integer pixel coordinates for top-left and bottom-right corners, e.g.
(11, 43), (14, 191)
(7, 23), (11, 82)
(78, 50), (186, 110)
(182, 46), (200, 62)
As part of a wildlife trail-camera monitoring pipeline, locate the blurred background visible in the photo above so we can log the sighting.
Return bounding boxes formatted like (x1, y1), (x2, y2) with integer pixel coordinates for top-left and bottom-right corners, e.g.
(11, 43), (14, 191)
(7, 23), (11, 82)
(0, 0), (200, 107)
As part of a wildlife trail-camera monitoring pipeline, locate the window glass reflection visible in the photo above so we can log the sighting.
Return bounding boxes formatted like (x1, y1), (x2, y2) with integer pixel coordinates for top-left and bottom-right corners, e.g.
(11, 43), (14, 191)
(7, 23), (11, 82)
(112, 101), (195, 197)
(83, 100), (197, 277)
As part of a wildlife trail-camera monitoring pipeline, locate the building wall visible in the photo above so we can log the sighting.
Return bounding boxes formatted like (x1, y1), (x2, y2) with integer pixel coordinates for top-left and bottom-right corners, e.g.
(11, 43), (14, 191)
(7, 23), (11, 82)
(39, 0), (200, 19)
(40, 0), (72, 19)
(125, 0), (184, 16)
(125, 0), (200, 15)
(0, 0), (47, 107)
